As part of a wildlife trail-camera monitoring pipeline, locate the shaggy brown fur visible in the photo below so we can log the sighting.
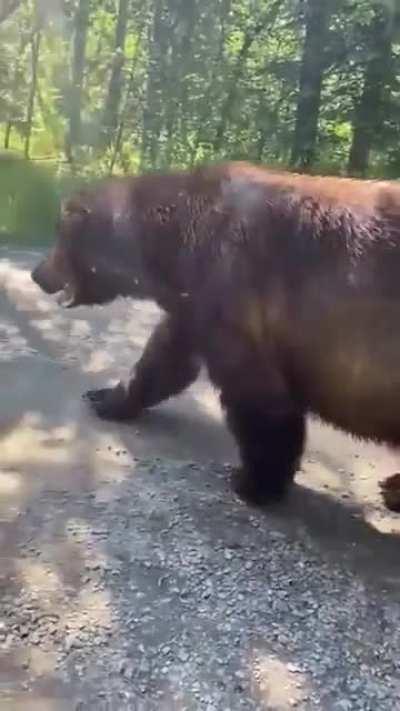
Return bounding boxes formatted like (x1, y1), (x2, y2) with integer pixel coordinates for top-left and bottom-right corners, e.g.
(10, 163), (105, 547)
(31, 162), (400, 504)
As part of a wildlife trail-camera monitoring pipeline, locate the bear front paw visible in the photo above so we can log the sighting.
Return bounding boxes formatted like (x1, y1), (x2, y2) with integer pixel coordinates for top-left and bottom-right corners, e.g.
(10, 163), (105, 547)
(83, 384), (140, 421)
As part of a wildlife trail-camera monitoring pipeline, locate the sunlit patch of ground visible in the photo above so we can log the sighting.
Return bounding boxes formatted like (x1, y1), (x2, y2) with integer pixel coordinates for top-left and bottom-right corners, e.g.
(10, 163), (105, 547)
(250, 652), (312, 710)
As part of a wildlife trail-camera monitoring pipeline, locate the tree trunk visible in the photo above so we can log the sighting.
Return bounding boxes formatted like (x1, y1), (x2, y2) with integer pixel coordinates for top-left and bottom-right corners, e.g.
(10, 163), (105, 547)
(4, 123), (12, 149)
(108, 22), (145, 174)
(4, 31), (26, 151)
(102, 0), (130, 147)
(0, 0), (21, 24)
(348, 9), (393, 177)
(140, 0), (168, 169)
(69, 0), (90, 150)
(189, 0), (231, 164)
(163, 0), (199, 165)
(213, 0), (282, 155)
(24, 30), (41, 159)
(290, 0), (332, 170)
(212, 27), (261, 154)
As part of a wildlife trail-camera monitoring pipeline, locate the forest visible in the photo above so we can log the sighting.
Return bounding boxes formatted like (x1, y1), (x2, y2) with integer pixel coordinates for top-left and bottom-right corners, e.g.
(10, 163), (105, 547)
(0, 0), (399, 239)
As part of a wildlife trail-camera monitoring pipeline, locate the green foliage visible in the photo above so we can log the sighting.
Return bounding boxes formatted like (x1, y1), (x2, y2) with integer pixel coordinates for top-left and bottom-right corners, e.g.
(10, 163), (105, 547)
(0, 0), (398, 243)
(0, 153), (59, 243)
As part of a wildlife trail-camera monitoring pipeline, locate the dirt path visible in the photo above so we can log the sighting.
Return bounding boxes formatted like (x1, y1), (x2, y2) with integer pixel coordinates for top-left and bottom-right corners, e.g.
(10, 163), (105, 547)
(1, 249), (400, 710)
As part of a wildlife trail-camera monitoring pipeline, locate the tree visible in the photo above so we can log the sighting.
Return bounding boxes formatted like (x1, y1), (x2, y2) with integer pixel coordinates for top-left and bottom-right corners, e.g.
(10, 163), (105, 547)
(68, 0), (90, 154)
(0, 0), (399, 182)
(102, 0), (130, 147)
(291, 0), (334, 170)
(24, 27), (41, 158)
(0, 0), (22, 25)
(108, 15), (145, 174)
(140, 0), (167, 168)
(348, 5), (395, 176)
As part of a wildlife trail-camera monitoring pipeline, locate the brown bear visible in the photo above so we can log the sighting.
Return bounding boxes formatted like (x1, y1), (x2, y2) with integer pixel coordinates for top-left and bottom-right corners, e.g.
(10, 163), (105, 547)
(31, 161), (400, 505)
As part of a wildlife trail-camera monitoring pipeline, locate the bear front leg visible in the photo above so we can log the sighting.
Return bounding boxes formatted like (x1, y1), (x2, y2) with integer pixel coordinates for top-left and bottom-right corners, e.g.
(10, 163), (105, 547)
(224, 395), (305, 505)
(85, 314), (201, 420)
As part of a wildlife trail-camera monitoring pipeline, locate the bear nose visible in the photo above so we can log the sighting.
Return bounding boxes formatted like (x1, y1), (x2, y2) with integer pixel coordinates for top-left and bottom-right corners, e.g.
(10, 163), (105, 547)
(31, 258), (66, 294)
(31, 263), (42, 285)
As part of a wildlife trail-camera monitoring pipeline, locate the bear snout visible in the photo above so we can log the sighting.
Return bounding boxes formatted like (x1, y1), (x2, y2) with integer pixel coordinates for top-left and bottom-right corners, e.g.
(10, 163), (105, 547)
(31, 256), (67, 295)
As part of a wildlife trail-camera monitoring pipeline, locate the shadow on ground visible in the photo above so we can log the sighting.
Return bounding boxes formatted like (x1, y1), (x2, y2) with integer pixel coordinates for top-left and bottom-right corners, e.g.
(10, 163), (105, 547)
(1, 251), (400, 710)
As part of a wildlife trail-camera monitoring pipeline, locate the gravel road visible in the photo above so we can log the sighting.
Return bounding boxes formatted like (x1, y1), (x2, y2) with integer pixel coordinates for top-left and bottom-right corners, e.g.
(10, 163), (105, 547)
(1, 248), (400, 711)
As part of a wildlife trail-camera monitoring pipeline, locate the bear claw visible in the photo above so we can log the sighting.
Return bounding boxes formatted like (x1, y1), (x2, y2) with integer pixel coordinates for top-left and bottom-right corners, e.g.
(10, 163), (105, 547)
(83, 385), (140, 421)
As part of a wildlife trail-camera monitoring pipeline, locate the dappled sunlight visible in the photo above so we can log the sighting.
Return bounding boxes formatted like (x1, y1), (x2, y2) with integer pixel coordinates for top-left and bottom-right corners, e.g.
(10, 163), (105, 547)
(14, 540), (116, 668)
(0, 410), (138, 524)
(0, 413), (78, 467)
(0, 403), (136, 511)
(0, 317), (36, 360)
(67, 588), (113, 635)
(0, 468), (23, 496)
(69, 319), (92, 338)
(80, 309), (160, 375)
(191, 385), (223, 423)
(0, 467), (24, 522)
(30, 314), (86, 346)
(364, 509), (400, 535)
(82, 348), (121, 374)
(0, 260), (56, 314)
(250, 651), (312, 710)
(297, 453), (343, 494)
(27, 647), (59, 678)
(351, 447), (398, 498)
(0, 695), (69, 711)
(17, 559), (64, 596)
(0, 262), (176, 393)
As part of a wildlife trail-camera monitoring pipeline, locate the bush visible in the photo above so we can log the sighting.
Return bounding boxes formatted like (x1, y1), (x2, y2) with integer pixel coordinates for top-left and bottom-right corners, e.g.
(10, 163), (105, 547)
(0, 152), (59, 245)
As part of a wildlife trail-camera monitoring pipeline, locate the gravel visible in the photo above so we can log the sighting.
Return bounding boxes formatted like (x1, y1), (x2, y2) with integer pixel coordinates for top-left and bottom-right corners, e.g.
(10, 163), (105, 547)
(3, 457), (400, 710)
(2, 250), (400, 710)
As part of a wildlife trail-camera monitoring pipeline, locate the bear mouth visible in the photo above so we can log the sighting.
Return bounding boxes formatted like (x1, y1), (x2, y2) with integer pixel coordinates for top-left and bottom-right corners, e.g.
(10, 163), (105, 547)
(56, 282), (78, 308)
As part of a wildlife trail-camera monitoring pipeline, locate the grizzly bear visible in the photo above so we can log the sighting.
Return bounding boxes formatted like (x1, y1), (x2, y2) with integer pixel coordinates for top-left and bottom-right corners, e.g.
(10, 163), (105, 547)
(31, 162), (400, 505)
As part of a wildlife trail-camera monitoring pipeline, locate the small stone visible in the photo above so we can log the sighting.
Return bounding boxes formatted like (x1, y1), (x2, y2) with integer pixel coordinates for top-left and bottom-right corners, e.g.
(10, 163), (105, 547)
(287, 663), (302, 673)
(178, 649), (189, 663)
(119, 659), (130, 676)
(336, 701), (353, 711)
(65, 634), (79, 652)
